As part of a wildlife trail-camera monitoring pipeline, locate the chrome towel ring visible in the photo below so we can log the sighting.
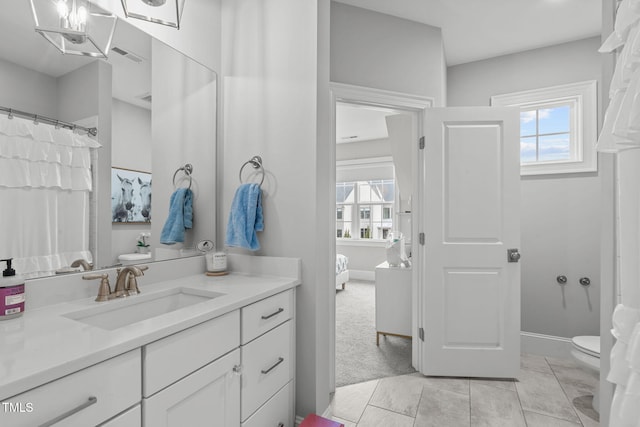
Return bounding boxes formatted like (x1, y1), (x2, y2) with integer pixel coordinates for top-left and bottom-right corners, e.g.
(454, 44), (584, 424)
(173, 163), (193, 190)
(239, 155), (265, 187)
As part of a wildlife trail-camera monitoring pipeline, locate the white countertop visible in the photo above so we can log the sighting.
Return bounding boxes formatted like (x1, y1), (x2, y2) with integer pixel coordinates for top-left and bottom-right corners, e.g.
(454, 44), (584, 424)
(0, 271), (300, 400)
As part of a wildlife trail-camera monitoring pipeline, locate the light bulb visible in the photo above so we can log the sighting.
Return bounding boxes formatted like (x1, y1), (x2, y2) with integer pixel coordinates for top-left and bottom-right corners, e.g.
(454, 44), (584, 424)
(57, 0), (69, 28)
(56, 0), (69, 18)
(76, 5), (87, 31)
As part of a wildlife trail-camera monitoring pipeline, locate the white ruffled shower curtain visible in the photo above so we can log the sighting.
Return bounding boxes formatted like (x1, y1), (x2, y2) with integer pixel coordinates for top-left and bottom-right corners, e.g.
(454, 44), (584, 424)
(0, 114), (100, 278)
(598, 1), (640, 425)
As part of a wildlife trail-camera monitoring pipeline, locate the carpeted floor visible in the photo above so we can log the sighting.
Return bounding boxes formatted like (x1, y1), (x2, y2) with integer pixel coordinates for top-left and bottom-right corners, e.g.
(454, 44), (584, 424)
(335, 280), (415, 387)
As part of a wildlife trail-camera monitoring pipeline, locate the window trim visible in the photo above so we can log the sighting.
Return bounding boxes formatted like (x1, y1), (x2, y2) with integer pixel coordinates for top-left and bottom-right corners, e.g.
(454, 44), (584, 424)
(491, 80), (597, 176)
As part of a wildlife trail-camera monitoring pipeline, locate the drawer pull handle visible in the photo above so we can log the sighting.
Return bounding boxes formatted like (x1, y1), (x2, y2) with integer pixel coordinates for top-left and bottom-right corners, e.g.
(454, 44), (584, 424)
(39, 396), (97, 427)
(261, 307), (284, 320)
(261, 357), (284, 374)
(278, 423), (284, 427)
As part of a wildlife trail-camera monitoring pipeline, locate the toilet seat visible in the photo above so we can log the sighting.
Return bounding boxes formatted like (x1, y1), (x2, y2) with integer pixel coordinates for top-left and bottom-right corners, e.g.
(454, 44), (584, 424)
(572, 335), (600, 358)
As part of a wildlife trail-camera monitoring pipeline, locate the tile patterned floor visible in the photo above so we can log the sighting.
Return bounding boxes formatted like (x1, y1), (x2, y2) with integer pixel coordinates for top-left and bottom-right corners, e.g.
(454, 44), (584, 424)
(328, 354), (599, 427)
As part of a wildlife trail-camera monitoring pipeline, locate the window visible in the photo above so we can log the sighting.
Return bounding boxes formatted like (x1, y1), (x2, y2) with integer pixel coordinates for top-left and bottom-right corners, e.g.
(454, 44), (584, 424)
(491, 80), (597, 175)
(336, 179), (394, 241)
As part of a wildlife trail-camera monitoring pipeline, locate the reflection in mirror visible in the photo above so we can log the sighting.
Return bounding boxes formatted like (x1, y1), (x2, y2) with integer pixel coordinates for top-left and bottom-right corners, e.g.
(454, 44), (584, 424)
(0, 0), (217, 279)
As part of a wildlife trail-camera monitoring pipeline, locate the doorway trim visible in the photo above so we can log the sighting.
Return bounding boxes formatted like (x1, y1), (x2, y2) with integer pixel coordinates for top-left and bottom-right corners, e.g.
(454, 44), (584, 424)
(329, 82), (433, 392)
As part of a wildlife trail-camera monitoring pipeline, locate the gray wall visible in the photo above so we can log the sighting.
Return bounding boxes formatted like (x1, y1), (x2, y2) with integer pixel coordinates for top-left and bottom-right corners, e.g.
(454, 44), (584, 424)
(448, 37), (603, 338)
(0, 58), (57, 116)
(331, 2), (446, 105)
(221, 0), (332, 417)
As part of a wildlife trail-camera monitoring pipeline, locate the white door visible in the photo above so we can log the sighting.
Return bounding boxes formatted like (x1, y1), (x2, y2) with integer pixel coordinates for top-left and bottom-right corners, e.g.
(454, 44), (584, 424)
(143, 349), (240, 426)
(419, 107), (520, 378)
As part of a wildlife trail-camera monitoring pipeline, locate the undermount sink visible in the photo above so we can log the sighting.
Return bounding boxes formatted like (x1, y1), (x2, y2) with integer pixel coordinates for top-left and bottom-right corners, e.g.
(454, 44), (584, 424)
(63, 287), (224, 331)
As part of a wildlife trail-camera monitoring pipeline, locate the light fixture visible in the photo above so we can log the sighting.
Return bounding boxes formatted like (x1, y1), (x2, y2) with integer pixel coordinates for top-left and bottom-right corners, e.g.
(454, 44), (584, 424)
(120, 0), (185, 29)
(30, 0), (117, 58)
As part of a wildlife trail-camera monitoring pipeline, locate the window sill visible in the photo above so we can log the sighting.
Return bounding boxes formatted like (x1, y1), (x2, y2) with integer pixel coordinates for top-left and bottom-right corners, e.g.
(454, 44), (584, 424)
(521, 158), (597, 176)
(336, 239), (387, 248)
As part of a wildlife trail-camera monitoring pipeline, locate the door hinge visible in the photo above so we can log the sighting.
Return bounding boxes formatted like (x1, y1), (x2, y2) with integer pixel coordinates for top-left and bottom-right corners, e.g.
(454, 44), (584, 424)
(419, 233), (425, 245)
(419, 327), (424, 341)
(419, 136), (425, 149)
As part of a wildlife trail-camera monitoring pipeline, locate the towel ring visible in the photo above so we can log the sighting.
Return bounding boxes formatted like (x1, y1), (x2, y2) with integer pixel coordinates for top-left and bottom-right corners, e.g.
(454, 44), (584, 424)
(239, 156), (265, 187)
(173, 163), (193, 190)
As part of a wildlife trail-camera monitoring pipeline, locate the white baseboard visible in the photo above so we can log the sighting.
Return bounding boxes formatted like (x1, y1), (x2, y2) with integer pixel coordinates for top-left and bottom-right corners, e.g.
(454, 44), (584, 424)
(350, 269), (375, 281)
(521, 331), (573, 359)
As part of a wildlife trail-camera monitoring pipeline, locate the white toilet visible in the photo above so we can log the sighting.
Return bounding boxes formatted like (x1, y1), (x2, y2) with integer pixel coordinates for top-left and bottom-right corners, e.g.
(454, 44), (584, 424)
(118, 253), (152, 266)
(571, 335), (600, 413)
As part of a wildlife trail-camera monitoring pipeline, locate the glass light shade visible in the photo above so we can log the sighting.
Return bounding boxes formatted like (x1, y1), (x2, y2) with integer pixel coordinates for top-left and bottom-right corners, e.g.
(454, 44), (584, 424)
(121, 0), (185, 29)
(30, 0), (117, 58)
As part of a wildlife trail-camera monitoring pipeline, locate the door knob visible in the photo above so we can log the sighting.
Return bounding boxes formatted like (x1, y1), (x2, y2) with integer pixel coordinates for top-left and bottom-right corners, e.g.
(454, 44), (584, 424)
(507, 249), (521, 263)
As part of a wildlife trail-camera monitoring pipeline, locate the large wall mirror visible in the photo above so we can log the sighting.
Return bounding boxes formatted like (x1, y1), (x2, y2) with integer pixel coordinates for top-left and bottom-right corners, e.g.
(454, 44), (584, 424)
(0, 0), (217, 278)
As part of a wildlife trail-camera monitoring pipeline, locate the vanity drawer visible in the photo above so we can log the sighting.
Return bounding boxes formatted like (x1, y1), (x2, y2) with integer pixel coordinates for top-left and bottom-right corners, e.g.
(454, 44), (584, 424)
(242, 381), (293, 427)
(143, 310), (240, 397)
(1, 350), (141, 427)
(241, 320), (293, 421)
(242, 290), (293, 344)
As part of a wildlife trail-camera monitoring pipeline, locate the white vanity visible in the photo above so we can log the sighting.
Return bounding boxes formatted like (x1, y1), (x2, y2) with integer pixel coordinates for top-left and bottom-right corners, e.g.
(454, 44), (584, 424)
(0, 255), (300, 427)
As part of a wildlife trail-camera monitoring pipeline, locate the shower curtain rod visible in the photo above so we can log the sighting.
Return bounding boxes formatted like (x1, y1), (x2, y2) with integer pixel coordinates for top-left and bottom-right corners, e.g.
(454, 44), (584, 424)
(0, 106), (98, 137)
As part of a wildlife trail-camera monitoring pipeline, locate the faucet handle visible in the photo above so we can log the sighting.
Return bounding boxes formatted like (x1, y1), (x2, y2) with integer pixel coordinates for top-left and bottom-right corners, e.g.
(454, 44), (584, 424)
(82, 273), (112, 302)
(126, 265), (148, 295)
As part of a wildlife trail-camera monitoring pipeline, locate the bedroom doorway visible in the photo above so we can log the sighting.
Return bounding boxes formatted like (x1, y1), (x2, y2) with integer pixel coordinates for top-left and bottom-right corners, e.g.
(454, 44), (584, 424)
(329, 83), (433, 391)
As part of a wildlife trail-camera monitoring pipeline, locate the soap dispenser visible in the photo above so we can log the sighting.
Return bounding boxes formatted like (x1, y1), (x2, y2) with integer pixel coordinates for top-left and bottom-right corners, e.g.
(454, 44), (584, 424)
(0, 258), (25, 319)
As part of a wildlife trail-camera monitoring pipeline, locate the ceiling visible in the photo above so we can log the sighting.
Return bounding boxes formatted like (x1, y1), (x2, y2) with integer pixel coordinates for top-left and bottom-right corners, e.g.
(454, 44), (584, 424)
(334, 0), (603, 66)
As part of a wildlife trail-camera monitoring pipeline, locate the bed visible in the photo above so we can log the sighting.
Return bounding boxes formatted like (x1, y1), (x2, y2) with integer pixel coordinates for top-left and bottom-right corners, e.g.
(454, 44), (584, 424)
(336, 254), (349, 290)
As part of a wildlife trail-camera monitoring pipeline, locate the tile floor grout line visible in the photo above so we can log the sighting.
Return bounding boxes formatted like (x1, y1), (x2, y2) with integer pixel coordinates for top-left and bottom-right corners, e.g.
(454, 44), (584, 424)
(412, 384), (426, 427)
(468, 377), (472, 427)
(514, 376), (531, 427)
(544, 356), (586, 426)
(356, 379), (381, 425)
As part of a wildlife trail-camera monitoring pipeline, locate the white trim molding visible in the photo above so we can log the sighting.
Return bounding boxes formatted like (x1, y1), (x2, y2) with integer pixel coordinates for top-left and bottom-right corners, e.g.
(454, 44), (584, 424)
(329, 82), (433, 393)
(491, 80), (598, 176)
(520, 331), (573, 359)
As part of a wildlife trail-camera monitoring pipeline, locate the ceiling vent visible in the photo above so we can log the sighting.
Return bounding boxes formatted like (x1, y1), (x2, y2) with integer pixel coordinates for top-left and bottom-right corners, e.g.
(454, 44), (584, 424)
(111, 46), (144, 63)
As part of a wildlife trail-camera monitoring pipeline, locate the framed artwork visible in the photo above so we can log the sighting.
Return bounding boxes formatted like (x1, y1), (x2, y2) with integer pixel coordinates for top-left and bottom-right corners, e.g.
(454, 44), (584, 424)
(111, 167), (152, 223)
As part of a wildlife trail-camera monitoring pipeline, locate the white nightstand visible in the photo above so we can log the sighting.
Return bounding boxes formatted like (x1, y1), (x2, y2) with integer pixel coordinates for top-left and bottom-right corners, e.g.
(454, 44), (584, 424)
(375, 261), (412, 345)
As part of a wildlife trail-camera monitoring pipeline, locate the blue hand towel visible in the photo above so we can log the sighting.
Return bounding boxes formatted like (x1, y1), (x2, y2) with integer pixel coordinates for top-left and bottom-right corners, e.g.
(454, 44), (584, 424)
(225, 183), (263, 251)
(160, 188), (193, 245)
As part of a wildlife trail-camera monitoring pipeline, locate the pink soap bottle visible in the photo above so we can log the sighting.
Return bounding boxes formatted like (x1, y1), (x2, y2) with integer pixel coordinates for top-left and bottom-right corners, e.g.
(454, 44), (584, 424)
(0, 258), (25, 320)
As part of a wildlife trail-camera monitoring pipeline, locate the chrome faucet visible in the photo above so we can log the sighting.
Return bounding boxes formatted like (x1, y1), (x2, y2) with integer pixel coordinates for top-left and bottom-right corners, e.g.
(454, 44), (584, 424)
(71, 259), (93, 271)
(113, 265), (148, 298)
(82, 265), (148, 301)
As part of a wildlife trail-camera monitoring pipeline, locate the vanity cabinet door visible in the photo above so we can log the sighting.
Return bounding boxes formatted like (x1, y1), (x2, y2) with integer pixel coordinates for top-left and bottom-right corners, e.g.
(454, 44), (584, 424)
(143, 349), (240, 427)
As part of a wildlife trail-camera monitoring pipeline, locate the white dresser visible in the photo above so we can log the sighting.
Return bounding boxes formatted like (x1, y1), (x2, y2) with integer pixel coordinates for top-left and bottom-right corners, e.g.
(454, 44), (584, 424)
(374, 261), (412, 345)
